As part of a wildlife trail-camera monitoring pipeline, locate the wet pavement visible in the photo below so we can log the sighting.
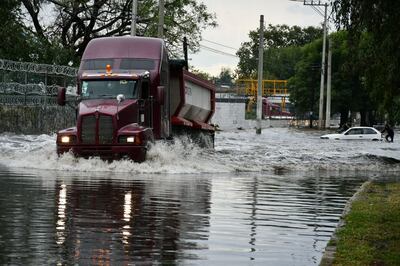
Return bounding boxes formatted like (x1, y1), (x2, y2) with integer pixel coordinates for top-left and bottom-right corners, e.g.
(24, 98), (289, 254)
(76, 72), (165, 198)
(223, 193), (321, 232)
(0, 168), (369, 265)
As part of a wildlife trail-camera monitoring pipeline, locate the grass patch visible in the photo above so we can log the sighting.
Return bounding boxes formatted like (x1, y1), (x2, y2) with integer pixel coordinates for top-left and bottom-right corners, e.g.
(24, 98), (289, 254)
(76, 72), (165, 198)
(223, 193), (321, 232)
(333, 182), (400, 266)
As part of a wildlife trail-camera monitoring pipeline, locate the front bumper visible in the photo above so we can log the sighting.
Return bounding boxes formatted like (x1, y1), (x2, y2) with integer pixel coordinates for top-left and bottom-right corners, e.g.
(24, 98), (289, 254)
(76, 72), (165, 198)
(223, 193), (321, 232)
(57, 144), (147, 162)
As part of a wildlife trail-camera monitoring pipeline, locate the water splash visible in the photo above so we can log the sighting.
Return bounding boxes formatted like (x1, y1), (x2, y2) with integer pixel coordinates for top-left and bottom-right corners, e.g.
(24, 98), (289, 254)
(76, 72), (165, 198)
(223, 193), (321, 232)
(0, 128), (399, 173)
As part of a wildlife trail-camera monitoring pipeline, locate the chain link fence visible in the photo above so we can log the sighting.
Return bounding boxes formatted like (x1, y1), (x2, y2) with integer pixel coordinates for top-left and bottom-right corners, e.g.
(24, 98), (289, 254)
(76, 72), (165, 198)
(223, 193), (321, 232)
(0, 59), (77, 77)
(0, 59), (77, 107)
(0, 59), (78, 133)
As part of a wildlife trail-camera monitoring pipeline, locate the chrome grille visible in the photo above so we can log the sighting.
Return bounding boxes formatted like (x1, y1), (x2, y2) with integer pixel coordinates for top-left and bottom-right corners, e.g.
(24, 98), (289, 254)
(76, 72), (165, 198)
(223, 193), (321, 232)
(81, 115), (96, 144)
(81, 115), (114, 144)
(98, 115), (113, 144)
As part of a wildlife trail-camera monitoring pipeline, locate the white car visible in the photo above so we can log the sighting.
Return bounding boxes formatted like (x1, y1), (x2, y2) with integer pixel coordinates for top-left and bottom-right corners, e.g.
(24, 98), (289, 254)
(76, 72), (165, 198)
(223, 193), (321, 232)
(320, 127), (383, 141)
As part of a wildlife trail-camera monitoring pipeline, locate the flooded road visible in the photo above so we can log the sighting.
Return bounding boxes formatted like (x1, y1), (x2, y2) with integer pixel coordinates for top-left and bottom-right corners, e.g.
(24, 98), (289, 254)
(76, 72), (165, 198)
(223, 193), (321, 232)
(0, 128), (399, 265)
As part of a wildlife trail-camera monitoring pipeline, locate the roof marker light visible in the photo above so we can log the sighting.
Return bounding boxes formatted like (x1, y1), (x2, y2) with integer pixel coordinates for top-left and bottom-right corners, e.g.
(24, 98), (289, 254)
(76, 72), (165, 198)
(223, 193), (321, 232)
(106, 64), (112, 75)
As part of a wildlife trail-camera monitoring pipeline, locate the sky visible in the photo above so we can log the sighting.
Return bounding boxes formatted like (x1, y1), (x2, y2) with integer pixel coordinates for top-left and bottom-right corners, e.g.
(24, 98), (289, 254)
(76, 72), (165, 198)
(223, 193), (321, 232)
(190, 0), (329, 76)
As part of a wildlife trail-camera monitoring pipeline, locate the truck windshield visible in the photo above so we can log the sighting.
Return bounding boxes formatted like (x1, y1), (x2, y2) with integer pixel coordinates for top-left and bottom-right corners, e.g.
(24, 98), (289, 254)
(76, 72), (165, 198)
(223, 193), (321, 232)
(81, 80), (138, 99)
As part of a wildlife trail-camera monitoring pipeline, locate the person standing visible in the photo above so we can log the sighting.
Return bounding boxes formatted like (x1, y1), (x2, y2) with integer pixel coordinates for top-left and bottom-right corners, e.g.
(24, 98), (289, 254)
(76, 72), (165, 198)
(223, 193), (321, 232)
(339, 122), (350, 133)
(382, 124), (394, 142)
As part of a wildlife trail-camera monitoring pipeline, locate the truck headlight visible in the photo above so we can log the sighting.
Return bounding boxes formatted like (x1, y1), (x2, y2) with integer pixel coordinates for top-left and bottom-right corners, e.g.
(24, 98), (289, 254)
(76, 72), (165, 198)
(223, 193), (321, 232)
(59, 135), (76, 144)
(61, 136), (71, 143)
(119, 135), (140, 144)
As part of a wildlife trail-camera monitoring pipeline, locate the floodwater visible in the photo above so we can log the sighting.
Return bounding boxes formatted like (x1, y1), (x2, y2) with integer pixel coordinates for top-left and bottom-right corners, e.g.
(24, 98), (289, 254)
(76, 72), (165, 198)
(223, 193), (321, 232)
(0, 128), (399, 265)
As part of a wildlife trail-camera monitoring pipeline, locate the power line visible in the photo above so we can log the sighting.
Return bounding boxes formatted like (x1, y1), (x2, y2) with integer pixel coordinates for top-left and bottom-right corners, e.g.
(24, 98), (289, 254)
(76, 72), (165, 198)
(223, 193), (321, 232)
(311, 6), (324, 17)
(176, 37), (239, 58)
(201, 39), (238, 51)
(199, 44), (239, 58)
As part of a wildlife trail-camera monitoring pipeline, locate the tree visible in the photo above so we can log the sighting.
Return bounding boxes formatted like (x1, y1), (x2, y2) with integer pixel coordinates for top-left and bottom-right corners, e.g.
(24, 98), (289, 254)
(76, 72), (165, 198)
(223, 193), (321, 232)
(215, 67), (235, 87)
(20, 0), (217, 64)
(236, 24), (322, 78)
(289, 30), (377, 126)
(190, 68), (213, 81)
(288, 39), (322, 126)
(0, 0), (35, 61)
(333, 0), (400, 123)
(263, 46), (302, 80)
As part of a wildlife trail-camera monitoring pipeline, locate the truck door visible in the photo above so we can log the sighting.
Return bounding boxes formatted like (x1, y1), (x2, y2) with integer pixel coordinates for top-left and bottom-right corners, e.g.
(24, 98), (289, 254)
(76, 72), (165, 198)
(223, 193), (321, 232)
(140, 80), (152, 127)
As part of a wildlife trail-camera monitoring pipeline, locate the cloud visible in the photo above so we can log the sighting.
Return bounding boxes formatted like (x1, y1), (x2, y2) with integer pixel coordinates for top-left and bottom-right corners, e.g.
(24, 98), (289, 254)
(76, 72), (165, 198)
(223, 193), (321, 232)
(192, 63), (238, 77)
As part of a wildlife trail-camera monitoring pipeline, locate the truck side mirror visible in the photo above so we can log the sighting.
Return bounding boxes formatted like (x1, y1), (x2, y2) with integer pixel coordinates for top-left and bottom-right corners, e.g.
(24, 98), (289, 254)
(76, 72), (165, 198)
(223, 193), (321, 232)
(156, 86), (165, 105)
(57, 87), (66, 106)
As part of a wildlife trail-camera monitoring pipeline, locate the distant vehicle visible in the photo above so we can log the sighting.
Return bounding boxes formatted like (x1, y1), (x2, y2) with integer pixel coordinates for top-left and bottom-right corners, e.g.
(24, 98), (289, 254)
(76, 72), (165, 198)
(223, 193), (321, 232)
(262, 98), (293, 119)
(320, 127), (383, 141)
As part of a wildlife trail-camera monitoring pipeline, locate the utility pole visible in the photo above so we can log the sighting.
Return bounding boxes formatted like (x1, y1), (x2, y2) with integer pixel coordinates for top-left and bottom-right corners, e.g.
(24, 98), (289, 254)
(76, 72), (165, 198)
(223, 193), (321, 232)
(256, 15), (264, 135)
(183, 37), (189, 70)
(302, 1), (328, 129)
(158, 0), (165, 38)
(325, 38), (332, 129)
(131, 0), (138, 36)
(318, 2), (328, 129)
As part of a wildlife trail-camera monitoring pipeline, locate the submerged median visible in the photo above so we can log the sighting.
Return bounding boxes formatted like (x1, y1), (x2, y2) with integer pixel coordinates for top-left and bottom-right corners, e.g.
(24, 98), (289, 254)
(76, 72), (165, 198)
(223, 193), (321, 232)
(322, 181), (400, 265)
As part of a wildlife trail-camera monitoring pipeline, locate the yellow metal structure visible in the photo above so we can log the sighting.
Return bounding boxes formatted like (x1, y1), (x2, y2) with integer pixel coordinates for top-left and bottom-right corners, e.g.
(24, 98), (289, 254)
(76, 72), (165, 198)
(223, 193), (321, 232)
(236, 79), (288, 95)
(236, 79), (289, 109)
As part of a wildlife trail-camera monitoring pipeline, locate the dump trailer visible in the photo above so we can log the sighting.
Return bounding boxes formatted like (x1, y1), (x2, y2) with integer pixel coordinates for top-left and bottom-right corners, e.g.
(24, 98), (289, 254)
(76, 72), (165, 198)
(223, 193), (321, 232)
(57, 36), (215, 162)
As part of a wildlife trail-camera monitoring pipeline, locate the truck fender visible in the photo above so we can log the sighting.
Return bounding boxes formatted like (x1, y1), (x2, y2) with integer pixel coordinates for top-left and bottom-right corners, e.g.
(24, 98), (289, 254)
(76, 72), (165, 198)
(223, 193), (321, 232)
(118, 123), (154, 146)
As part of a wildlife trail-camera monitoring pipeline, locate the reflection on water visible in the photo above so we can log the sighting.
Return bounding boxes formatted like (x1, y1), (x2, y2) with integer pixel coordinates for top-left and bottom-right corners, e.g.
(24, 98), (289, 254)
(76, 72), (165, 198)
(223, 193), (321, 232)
(56, 183), (67, 245)
(0, 167), (372, 265)
(122, 191), (132, 245)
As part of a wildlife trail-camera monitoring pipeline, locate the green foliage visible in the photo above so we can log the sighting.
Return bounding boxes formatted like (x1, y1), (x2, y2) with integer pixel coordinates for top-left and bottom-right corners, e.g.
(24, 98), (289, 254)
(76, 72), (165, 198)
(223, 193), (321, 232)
(264, 46), (302, 80)
(333, 0), (400, 123)
(216, 67), (235, 86)
(190, 67), (236, 86)
(0, 0), (34, 61)
(328, 32), (353, 115)
(190, 68), (213, 81)
(288, 30), (380, 124)
(20, 0), (217, 62)
(288, 39), (322, 115)
(236, 24), (322, 78)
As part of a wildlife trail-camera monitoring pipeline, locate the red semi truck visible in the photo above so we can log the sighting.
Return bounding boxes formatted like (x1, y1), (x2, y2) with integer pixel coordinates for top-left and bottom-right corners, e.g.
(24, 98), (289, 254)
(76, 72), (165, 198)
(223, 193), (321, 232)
(56, 36), (215, 162)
